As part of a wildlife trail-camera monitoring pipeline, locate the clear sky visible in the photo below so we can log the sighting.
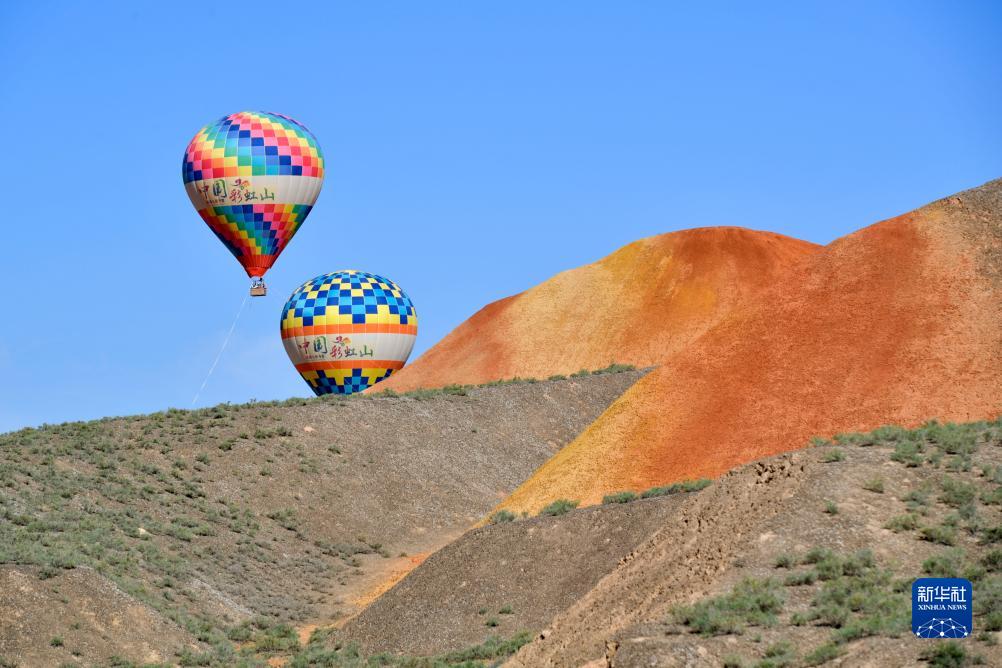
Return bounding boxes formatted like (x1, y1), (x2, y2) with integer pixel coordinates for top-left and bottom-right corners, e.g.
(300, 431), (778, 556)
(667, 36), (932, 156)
(1, 1), (1000, 432)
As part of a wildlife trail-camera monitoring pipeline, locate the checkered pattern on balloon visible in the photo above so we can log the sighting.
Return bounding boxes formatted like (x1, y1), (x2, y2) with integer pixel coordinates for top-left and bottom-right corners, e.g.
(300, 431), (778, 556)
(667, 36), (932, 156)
(182, 111), (324, 278)
(281, 271), (418, 395)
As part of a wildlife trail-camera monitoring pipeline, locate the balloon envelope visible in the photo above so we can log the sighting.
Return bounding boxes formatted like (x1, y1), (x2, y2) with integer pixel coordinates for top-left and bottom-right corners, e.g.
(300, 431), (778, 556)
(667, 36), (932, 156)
(281, 270), (418, 395)
(182, 111), (324, 278)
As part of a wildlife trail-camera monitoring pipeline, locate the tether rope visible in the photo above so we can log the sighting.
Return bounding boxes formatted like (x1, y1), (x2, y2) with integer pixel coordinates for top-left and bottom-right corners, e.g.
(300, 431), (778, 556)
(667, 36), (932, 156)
(191, 292), (249, 407)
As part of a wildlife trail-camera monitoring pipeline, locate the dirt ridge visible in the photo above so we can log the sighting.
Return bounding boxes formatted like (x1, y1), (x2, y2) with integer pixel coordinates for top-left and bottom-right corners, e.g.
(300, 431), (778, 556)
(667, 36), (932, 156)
(505, 454), (811, 666)
(339, 492), (691, 656)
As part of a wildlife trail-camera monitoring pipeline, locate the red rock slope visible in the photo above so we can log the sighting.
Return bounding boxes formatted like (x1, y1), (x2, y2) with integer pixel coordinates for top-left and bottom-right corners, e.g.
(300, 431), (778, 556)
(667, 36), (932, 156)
(380, 227), (820, 390)
(500, 180), (1002, 511)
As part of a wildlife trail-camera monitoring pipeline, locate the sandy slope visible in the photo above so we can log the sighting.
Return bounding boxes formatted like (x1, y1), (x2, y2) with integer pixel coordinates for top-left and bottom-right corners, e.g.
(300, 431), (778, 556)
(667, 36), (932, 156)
(498, 179), (1002, 512)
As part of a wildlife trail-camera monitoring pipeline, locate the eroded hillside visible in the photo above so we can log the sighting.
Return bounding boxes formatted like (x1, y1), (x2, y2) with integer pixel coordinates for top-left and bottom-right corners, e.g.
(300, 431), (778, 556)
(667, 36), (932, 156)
(291, 418), (1002, 668)
(509, 419), (1002, 667)
(498, 178), (1002, 512)
(0, 369), (642, 667)
(339, 488), (693, 656)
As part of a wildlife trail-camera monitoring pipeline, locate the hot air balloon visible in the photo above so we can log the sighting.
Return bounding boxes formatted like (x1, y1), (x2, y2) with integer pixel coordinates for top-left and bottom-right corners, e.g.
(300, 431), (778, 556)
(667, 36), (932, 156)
(182, 111), (324, 296)
(280, 271), (418, 395)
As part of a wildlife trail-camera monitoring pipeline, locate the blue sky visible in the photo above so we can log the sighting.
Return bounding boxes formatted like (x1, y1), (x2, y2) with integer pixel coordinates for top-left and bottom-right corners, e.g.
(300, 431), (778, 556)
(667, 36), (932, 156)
(1, 1), (1000, 431)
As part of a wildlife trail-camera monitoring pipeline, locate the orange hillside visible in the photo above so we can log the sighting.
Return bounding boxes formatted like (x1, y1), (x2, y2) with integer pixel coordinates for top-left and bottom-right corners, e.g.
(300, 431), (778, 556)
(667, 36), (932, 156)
(499, 179), (1002, 512)
(379, 227), (820, 391)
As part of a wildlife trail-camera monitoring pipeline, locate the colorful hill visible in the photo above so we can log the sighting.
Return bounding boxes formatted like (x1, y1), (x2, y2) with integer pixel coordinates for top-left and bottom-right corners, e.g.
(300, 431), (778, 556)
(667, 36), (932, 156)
(378, 227), (820, 390)
(387, 179), (1002, 513)
(502, 180), (1002, 511)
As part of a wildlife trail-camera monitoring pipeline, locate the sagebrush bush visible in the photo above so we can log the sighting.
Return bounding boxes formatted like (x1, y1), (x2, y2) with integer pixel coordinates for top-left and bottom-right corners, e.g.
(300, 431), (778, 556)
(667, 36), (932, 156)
(673, 578), (784, 635)
(602, 491), (637, 504)
(641, 479), (711, 498)
(489, 510), (516, 524)
(822, 449), (845, 463)
(539, 499), (579, 516)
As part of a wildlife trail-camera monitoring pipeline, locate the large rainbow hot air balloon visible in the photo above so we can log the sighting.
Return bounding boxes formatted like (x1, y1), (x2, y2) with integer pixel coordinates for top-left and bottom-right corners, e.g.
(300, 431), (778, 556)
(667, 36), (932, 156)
(182, 111), (324, 296)
(281, 271), (417, 395)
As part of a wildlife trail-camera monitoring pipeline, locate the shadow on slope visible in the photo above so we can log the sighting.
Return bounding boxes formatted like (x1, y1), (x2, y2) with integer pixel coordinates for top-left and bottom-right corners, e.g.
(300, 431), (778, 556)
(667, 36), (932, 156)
(338, 491), (692, 656)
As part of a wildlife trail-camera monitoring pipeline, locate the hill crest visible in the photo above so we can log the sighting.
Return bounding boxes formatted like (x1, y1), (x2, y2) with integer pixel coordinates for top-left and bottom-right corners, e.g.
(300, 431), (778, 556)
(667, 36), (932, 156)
(380, 226), (820, 391)
(499, 178), (1002, 511)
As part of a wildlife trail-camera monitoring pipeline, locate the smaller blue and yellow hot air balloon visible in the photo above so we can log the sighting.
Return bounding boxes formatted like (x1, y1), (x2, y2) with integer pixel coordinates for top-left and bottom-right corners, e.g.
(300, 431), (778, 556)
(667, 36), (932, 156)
(280, 271), (417, 395)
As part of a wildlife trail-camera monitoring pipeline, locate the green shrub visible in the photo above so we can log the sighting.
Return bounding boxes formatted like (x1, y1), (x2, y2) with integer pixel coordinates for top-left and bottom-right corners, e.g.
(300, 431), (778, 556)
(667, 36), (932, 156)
(641, 479), (711, 498)
(975, 577), (1002, 631)
(784, 571), (817, 587)
(834, 432), (869, 446)
(602, 491), (637, 504)
(802, 547), (834, 565)
(824, 501), (839, 515)
(591, 363), (636, 374)
(539, 499), (579, 516)
(439, 631), (533, 662)
(872, 425), (909, 442)
(925, 422), (979, 456)
(885, 514), (919, 532)
(862, 477), (884, 493)
(808, 550), (874, 582)
(681, 479), (712, 492)
(177, 649), (215, 666)
(773, 554), (794, 569)
(813, 572), (906, 637)
(490, 510), (516, 524)
(252, 623), (300, 653)
(920, 525), (957, 545)
(890, 440), (923, 466)
(673, 578), (784, 635)
(923, 550), (965, 578)
(981, 525), (1002, 545)
(902, 487), (931, 508)
(981, 486), (1002, 506)
(803, 643), (841, 666)
(226, 623), (252, 641)
(821, 449), (845, 463)
(981, 549), (1002, 572)
(760, 640), (795, 666)
(920, 641), (974, 667)
(940, 478), (977, 507)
